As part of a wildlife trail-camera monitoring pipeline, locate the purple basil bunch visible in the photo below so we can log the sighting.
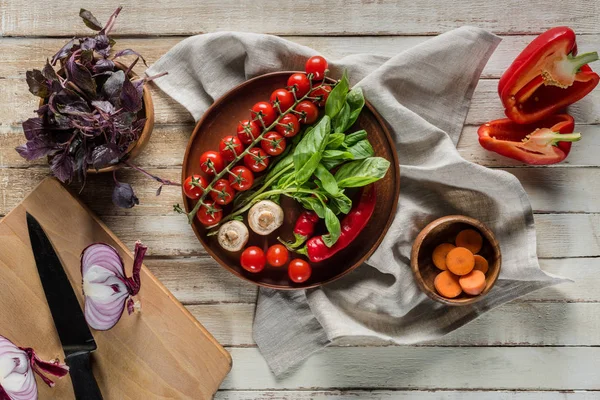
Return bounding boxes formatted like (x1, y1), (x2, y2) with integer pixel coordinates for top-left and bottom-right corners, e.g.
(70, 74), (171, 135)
(16, 7), (170, 208)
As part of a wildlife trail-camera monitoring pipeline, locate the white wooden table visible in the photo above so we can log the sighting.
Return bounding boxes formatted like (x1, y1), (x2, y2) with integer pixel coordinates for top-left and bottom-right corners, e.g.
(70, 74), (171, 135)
(1, 2), (599, 398)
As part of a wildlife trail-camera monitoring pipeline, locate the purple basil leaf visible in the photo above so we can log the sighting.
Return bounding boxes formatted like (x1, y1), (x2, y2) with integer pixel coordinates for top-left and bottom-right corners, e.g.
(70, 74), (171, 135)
(51, 153), (74, 182)
(79, 9), (103, 31)
(79, 49), (95, 68)
(120, 78), (142, 113)
(102, 70), (125, 103)
(94, 34), (112, 57)
(112, 182), (139, 208)
(65, 53), (97, 97)
(113, 49), (148, 66)
(22, 117), (46, 140)
(36, 104), (50, 117)
(56, 101), (92, 116)
(51, 39), (76, 65)
(114, 112), (136, 130)
(93, 58), (115, 74)
(16, 136), (56, 160)
(41, 60), (59, 82)
(100, 6), (122, 36)
(91, 100), (115, 114)
(80, 38), (97, 51)
(90, 143), (120, 169)
(26, 70), (51, 98)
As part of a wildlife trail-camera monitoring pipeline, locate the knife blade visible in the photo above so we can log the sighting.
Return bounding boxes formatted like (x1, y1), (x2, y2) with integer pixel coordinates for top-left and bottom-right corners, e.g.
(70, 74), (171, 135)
(26, 212), (104, 400)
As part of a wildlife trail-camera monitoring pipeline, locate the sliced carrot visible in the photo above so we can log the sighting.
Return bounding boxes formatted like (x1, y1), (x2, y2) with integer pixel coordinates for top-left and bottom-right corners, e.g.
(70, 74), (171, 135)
(455, 229), (483, 254)
(473, 255), (489, 274)
(446, 247), (475, 276)
(434, 271), (462, 299)
(432, 243), (456, 270)
(459, 270), (487, 295)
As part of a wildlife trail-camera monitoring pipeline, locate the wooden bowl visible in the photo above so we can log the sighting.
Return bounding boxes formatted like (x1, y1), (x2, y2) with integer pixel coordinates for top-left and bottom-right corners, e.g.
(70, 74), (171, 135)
(41, 62), (154, 174)
(182, 71), (400, 289)
(410, 215), (501, 305)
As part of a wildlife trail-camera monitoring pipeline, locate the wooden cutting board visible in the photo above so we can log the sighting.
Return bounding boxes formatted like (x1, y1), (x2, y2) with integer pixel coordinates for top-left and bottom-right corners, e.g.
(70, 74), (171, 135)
(0, 178), (231, 399)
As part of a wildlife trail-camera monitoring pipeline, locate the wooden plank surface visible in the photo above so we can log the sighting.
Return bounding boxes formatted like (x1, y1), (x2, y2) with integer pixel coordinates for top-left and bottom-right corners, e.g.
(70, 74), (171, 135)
(2, 1), (600, 397)
(1, 1), (599, 36)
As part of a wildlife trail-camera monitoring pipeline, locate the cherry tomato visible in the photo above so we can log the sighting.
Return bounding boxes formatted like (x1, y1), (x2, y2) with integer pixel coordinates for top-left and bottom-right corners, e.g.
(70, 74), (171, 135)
(219, 135), (244, 162)
(240, 246), (266, 273)
(275, 114), (300, 138)
(270, 88), (295, 113)
(237, 119), (261, 145)
(243, 148), (270, 172)
(288, 258), (312, 283)
(228, 166), (254, 191)
(209, 179), (235, 205)
(305, 55), (328, 81)
(287, 73), (311, 98)
(199, 151), (224, 175)
(261, 132), (286, 156)
(251, 101), (277, 127)
(183, 175), (207, 200)
(310, 85), (332, 107)
(266, 244), (289, 267)
(294, 101), (319, 124)
(197, 201), (222, 226)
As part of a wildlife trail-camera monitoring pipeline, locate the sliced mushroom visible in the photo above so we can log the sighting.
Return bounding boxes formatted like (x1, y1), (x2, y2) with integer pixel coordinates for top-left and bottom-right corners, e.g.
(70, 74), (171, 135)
(217, 220), (249, 252)
(248, 200), (284, 235)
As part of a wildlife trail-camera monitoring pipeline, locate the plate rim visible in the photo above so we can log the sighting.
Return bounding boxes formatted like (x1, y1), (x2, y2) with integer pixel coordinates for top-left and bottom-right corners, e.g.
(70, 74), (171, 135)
(182, 71), (400, 290)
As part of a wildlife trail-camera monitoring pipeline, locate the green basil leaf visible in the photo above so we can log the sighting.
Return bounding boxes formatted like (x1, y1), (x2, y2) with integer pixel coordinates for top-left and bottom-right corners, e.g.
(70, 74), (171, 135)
(314, 164), (340, 196)
(331, 102), (350, 133)
(296, 196), (326, 219)
(330, 192), (352, 214)
(322, 207), (341, 247)
(325, 70), (349, 119)
(322, 150), (354, 160)
(326, 133), (345, 149)
(345, 87), (365, 130)
(334, 157), (391, 188)
(293, 116), (330, 185)
(344, 130), (367, 147)
(266, 152), (293, 181)
(346, 139), (374, 160)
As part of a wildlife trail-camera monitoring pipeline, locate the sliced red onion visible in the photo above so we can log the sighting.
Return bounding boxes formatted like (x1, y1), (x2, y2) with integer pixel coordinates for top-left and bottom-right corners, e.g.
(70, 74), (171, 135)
(0, 335), (69, 400)
(81, 241), (147, 331)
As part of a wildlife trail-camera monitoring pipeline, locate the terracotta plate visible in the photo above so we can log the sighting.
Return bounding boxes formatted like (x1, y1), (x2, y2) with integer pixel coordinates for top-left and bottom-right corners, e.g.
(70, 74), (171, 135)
(182, 72), (400, 289)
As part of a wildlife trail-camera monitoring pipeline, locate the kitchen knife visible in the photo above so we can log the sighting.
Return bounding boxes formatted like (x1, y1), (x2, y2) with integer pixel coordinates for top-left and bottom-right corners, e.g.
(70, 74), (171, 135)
(26, 212), (104, 400)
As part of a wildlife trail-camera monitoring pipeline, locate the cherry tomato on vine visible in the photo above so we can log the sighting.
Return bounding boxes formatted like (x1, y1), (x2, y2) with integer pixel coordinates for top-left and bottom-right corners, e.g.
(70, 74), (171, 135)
(183, 175), (207, 200)
(261, 132), (286, 156)
(228, 166), (254, 191)
(199, 151), (224, 175)
(266, 244), (289, 267)
(310, 85), (332, 107)
(288, 259), (312, 283)
(237, 119), (261, 145)
(270, 88), (295, 113)
(275, 114), (300, 138)
(305, 55), (328, 81)
(240, 246), (266, 273)
(219, 135), (244, 162)
(287, 73), (311, 97)
(294, 101), (319, 124)
(209, 179), (235, 205)
(197, 201), (223, 226)
(251, 101), (277, 126)
(243, 148), (270, 172)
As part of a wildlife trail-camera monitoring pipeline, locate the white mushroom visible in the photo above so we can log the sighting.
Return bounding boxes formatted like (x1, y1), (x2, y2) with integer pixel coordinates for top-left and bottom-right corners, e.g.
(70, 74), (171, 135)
(248, 200), (284, 235)
(217, 220), (249, 252)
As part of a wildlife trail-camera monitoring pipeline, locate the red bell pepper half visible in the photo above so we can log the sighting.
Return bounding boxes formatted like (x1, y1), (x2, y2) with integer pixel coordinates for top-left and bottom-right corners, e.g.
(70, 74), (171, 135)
(478, 114), (580, 165)
(499, 27), (599, 124)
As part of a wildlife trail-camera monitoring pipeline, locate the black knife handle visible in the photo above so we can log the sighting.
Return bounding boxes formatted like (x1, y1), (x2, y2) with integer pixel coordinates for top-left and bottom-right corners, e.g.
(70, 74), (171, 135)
(65, 352), (104, 400)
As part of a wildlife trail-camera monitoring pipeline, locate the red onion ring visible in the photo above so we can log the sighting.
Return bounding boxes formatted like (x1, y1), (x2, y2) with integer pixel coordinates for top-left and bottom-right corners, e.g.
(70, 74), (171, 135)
(81, 241), (147, 331)
(0, 335), (68, 400)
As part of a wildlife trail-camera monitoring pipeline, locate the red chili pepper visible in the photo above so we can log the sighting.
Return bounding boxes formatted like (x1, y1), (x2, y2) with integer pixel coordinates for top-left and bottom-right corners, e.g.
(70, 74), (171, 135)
(478, 114), (580, 165)
(288, 210), (319, 248)
(298, 184), (376, 263)
(499, 27), (599, 124)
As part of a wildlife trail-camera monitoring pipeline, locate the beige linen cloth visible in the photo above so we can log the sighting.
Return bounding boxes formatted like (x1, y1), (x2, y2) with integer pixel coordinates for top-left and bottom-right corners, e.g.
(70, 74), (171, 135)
(147, 27), (566, 376)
